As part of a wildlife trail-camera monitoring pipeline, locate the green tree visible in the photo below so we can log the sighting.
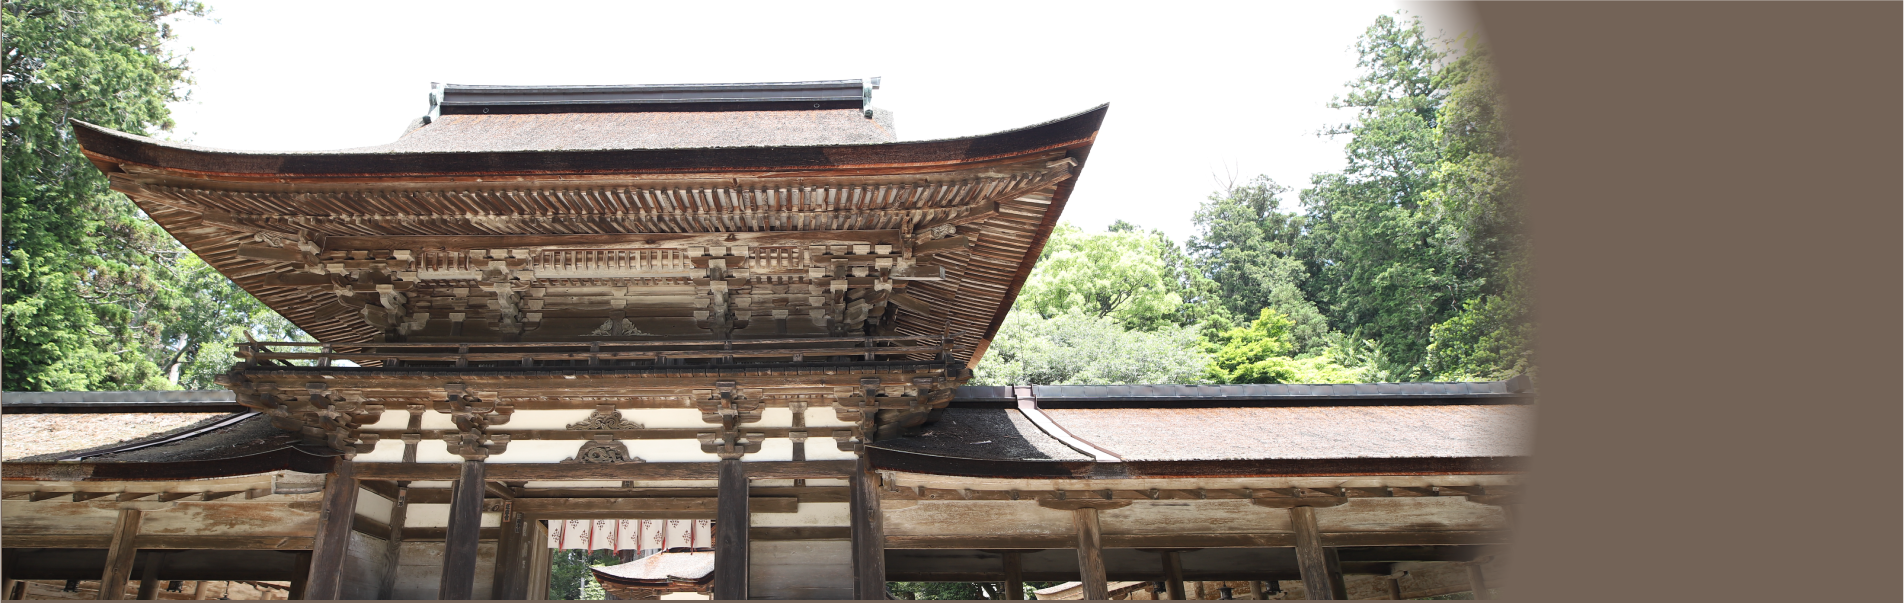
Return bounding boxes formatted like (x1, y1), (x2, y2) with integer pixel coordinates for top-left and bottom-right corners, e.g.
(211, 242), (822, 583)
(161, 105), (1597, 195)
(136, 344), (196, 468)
(1291, 12), (1529, 379)
(1187, 177), (1332, 353)
(546, 549), (621, 600)
(1204, 309), (1357, 385)
(1016, 223), (1184, 331)
(887, 582), (1001, 600)
(3, 0), (304, 391)
(972, 310), (1211, 386)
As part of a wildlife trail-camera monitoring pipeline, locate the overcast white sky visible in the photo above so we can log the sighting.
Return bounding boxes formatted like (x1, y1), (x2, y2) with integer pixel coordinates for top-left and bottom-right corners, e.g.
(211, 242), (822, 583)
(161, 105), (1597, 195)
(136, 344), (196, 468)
(163, 1), (1480, 243)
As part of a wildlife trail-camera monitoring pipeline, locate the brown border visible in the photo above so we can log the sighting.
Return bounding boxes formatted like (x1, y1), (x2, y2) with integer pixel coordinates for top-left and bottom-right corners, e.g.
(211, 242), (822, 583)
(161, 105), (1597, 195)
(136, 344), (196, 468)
(1477, 2), (1901, 600)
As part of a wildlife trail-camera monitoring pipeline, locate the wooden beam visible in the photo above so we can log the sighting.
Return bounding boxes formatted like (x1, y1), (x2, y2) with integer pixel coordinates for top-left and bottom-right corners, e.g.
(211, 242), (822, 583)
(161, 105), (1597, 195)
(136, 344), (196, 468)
(1002, 551), (1024, 601)
(375, 484), (409, 599)
(95, 508), (142, 600)
(713, 459), (748, 601)
(1385, 576), (1403, 601)
(512, 496), (796, 518)
(303, 463), (358, 600)
(286, 551), (311, 601)
(1073, 508), (1108, 600)
(876, 531), (1512, 550)
(439, 460), (486, 600)
(324, 230), (904, 253)
(134, 552), (161, 600)
(850, 457), (886, 600)
(1162, 550), (1186, 600)
(1289, 506), (1346, 600)
(912, 236), (972, 255)
(0, 535), (316, 550)
(353, 460), (855, 481)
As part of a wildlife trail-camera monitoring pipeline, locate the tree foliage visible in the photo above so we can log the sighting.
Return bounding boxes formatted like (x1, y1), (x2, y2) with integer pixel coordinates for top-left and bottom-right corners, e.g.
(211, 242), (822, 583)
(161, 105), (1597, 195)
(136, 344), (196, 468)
(1204, 309), (1357, 385)
(3, 0), (305, 391)
(971, 309), (1210, 386)
(546, 549), (620, 600)
(1015, 223), (1185, 330)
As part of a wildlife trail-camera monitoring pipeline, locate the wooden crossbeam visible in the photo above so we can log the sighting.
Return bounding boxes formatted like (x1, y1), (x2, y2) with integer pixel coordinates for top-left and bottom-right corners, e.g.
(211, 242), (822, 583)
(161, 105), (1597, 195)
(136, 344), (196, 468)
(353, 460), (855, 481)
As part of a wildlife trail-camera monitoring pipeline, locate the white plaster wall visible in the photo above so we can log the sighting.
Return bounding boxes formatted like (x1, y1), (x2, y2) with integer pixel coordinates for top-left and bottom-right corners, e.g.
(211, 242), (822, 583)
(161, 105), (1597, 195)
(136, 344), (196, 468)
(352, 438), (406, 463)
(405, 505), (502, 528)
(355, 487), (394, 523)
(751, 502), (848, 527)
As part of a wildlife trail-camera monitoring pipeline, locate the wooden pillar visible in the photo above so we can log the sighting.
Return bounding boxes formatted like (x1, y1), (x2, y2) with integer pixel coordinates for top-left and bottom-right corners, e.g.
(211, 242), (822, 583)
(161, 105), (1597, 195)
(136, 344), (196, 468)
(377, 483), (411, 599)
(287, 551), (312, 600)
(305, 462), (360, 600)
(1287, 506), (1344, 600)
(1383, 576), (1402, 601)
(849, 457), (885, 600)
(135, 551), (162, 600)
(491, 510), (528, 600)
(1073, 508), (1108, 601)
(1162, 551), (1186, 600)
(96, 508), (144, 600)
(713, 458), (749, 601)
(439, 460), (487, 600)
(1466, 563), (1490, 600)
(1001, 551), (1024, 600)
(1250, 581), (1267, 600)
(191, 581), (209, 600)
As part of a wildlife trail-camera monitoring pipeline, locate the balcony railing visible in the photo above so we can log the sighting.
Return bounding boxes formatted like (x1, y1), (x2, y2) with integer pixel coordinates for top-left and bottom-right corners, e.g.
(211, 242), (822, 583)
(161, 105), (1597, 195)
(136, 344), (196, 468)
(235, 334), (957, 370)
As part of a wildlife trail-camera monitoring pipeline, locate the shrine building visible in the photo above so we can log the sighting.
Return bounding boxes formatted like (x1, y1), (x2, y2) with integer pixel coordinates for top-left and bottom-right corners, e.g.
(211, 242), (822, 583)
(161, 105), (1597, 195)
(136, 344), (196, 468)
(1, 79), (1530, 600)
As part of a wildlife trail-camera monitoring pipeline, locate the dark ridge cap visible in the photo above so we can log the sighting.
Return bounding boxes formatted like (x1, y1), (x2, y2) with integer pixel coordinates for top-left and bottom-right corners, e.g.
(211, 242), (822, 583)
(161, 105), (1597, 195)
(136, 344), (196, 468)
(950, 378), (1535, 408)
(439, 79), (867, 113)
(67, 104), (1107, 175)
(236, 361), (961, 379)
(865, 447), (1526, 479)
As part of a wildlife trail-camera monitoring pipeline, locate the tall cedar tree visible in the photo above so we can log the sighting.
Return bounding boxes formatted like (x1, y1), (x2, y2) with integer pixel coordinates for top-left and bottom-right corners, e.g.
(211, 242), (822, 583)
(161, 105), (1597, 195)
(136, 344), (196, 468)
(3, 0), (304, 391)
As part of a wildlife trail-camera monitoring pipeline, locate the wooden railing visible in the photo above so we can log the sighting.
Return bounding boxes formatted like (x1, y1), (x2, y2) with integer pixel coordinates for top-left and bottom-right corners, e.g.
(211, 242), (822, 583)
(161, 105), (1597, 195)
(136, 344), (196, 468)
(236, 334), (957, 369)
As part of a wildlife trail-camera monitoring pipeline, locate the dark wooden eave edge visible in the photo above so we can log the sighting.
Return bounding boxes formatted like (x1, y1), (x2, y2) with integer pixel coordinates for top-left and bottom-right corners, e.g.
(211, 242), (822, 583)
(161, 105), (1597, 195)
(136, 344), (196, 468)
(1, 447), (336, 482)
(864, 447), (1526, 479)
(68, 104), (1107, 180)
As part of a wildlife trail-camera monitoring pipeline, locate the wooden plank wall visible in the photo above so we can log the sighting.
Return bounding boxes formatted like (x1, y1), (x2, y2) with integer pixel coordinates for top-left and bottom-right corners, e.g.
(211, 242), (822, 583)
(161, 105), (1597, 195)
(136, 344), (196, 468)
(750, 540), (852, 600)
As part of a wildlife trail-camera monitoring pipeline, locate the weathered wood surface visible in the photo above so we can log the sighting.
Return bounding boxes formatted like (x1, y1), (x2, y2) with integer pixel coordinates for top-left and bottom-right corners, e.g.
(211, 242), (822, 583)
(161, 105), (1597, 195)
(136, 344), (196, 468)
(714, 459), (748, 601)
(375, 484), (408, 599)
(364, 485), (847, 505)
(1002, 551), (1024, 600)
(1163, 550), (1186, 600)
(748, 540), (853, 600)
(94, 509), (141, 600)
(1, 500), (321, 540)
(514, 496), (796, 518)
(489, 512), (525, 601)
(438, 461), (486, 600)
(2, 535), (315, 550)
(1290, 506), (1346, 600)
(134, 552), (161, 600)
(354, 460), (854, 480)
(303, 464), (358, 600)
(284, 551), (310, 601)
(1073, 508), (1108, 600)
(849, 458), (885, 600)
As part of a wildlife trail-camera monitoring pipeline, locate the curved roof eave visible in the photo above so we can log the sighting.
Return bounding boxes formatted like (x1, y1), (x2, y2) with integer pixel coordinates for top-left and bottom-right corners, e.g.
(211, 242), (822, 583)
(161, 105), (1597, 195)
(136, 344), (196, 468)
(70, 104), (1108, 181)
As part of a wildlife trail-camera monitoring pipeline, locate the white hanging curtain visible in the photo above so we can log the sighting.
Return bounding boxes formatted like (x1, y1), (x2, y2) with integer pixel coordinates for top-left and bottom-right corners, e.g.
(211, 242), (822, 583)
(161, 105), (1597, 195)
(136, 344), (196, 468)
(546, 519), (714, 551)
